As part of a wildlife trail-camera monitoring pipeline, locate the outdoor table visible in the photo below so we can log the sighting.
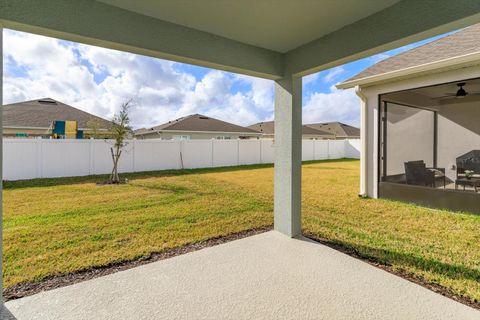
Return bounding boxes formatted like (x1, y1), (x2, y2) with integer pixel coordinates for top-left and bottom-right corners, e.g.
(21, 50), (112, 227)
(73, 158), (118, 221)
(455, 178), (480, 192)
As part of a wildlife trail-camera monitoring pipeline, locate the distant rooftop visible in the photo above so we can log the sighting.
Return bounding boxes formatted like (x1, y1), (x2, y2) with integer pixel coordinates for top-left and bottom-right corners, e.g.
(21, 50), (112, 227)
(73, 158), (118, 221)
(304, 122), (360, 138)
(136, 114), (260, 135)
(3, 98), (111, 129)
(247, 121), (335, 137)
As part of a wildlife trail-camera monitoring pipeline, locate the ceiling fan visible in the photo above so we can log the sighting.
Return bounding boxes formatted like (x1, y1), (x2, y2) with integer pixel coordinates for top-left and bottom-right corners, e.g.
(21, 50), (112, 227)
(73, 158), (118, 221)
(432, 82), (480, 100)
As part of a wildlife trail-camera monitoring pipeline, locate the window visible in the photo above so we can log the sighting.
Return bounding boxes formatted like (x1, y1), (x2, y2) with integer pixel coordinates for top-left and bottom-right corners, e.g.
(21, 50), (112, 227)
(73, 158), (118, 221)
(172, 135), (190, 141)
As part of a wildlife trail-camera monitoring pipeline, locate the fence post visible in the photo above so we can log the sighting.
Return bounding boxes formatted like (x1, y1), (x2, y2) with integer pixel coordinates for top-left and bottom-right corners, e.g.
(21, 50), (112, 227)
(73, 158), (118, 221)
(259, 139), (263, 163)
(313, 139), (316, 160)
(88, 139), (94, 175)
(211, 139), (215, 167)
(36, 139), (43, 178)
(237, 139), (240, 165)
(132, 139), (136, 172)
(327, 139), (330, 160)
(179, 140), (184, 169)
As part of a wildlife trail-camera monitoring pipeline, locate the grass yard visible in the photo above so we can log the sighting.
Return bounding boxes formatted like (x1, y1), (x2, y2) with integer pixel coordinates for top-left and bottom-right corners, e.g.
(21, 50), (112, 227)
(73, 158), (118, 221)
(3, 159), (480, 304)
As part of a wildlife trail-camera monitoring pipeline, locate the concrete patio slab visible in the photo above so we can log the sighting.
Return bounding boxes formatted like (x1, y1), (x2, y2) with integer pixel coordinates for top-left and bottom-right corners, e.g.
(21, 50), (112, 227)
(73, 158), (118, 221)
(3, 231), (479, 320)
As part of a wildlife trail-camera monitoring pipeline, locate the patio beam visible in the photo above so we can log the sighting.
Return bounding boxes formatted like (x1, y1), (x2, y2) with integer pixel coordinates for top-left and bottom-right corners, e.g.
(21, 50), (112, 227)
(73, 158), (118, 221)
(274, 76), (302, 237)
(285, 0), (480, 77)
(0, 0), (283, 80)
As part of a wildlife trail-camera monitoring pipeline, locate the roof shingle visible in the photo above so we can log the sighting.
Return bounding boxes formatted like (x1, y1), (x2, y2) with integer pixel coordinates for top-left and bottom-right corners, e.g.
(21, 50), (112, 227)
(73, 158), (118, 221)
(247, 121), (335, 137)
(304, 122), (360, 138)
(342, 23), (480, 83)
(3, 98), (112, 129)
(139, 114), (259, 134)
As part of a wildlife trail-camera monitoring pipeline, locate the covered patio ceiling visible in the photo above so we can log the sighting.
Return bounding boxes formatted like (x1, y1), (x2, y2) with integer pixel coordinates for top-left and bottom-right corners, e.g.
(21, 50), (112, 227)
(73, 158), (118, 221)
(383, 78), (480, 108)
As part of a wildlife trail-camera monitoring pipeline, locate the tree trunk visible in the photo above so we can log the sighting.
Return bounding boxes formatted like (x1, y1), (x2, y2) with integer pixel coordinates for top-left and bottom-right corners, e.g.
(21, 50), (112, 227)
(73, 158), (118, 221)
(110, 147), (122, 183)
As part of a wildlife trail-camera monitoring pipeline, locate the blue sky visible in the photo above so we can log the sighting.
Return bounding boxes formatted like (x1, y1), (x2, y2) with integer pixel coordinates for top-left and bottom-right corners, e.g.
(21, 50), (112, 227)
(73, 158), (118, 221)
(2, 29), (454, 129)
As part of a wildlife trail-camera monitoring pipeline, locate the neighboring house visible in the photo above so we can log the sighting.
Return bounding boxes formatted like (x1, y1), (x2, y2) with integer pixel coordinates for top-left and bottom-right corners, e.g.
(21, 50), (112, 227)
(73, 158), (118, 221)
(304, 122), (360, 139)
(134, 114), (261, 140)
(3, 98), (112, 138)
(247, 121), (335, 140)
(337, 23), (480, 214)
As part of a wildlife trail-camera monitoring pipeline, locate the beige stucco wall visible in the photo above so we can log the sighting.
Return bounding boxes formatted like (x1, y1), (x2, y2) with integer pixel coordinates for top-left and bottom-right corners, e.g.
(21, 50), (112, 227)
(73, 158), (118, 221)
(3, 127), (49, 137)
(3, 127), (106, 138)
(385, 103), (434, 176)
(257, 134), (332, 140)
(361, 64), (480, 198)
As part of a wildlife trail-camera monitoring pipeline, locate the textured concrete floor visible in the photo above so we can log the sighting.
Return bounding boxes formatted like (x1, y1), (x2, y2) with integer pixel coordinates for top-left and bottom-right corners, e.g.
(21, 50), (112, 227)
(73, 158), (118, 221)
(3, 231), (479, 320)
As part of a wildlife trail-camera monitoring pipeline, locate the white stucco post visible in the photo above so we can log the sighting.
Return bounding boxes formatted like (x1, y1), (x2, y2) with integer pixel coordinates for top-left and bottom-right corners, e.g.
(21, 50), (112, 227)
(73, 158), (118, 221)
(355, 86), (368, 197)
(0, 26), (4, 304)
(274, 76), (302, 237)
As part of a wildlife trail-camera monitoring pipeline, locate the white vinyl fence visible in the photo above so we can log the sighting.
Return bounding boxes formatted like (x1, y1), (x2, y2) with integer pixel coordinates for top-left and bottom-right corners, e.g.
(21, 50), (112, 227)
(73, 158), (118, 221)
(3, 138), (360, 181)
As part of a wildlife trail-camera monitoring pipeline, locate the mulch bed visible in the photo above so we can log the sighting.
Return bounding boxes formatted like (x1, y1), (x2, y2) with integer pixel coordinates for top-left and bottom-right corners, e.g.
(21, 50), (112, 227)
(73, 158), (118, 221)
(96, 178), (128, 185)
(303, 233), (480, 310)
(3, 226), (272, 301)
(4, 226), (478, 311)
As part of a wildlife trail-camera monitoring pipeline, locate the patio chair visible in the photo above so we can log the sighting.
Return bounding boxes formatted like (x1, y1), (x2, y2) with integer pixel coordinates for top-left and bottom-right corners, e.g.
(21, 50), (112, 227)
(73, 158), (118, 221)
(404, 161), (435, 187)
(405, 160), (446, 188)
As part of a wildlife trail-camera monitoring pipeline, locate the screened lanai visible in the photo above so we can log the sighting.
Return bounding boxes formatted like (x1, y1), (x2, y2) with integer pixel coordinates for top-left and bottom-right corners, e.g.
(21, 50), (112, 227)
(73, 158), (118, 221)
(379, 78), (480, 213)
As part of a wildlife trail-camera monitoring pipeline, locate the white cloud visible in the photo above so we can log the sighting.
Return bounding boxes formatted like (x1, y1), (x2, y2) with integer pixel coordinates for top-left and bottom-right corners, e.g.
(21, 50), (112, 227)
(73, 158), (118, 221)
(3, 29), (360, 130)
(322, 66), (345, 83)
(367, 53), (390, 63)
(303, 87), (360, 127)
(3, 29), (274, 128)
(303, 73), (319, 86)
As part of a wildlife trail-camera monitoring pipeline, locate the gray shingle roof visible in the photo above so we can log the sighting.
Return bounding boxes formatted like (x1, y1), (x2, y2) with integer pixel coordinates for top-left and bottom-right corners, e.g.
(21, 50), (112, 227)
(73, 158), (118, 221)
(304, 122), (360, 138)
(247, 121), (334, 137)
(3, 98), (112, 129)
(342, 23), (480, 84)
(139, 114), (260, 134)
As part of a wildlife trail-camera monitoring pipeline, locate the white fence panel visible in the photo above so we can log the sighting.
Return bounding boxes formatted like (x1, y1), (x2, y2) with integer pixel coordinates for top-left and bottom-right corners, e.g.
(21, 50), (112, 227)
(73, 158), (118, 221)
(302, 140), (315, 161)
(41, 140), (91, 178)
(345, 139), (361, 159)
(91, 140), (114, 175)
(238, 140), (261, 165)
(213, 140), (238, 167)
(328, 140), (345, 159)
(314, 140), (329, 160)
(3, 138), (361, 180)
(3, 139), (38, 180)
(134, 140), (181, 171)
(260, 139), (274, 164)
(117, 144), (135, 173)
(181, 140), (213, 169)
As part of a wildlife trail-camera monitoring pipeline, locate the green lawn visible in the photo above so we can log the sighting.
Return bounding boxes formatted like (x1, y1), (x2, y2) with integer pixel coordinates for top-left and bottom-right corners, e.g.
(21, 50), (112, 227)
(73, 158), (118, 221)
(3, 160), (480, 304)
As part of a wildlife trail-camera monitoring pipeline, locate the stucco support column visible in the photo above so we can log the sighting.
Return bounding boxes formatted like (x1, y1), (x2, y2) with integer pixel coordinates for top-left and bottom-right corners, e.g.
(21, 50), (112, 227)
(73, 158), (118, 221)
(355, 86), (368, 197)
(0, 26), (4, 307)
(274, 76), (302, 237)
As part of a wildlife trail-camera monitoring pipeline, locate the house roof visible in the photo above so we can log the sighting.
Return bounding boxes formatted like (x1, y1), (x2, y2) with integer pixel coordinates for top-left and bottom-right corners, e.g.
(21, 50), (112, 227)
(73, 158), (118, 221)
(304, 122), (360, 138)
(3, 98), (112, 130)
(247, 121), (334, 137)
(136, 114), (260, 135)
(338, 23), (480, 88)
